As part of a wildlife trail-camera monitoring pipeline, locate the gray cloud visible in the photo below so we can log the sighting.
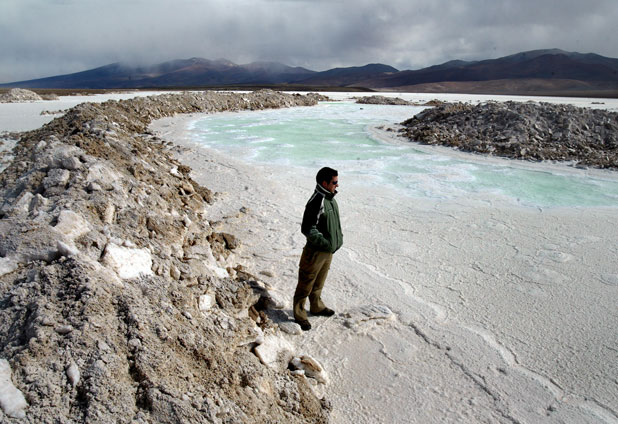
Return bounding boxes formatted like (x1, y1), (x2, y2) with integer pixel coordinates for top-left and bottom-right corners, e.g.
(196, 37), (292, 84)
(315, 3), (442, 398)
(1, 0), (618, 83)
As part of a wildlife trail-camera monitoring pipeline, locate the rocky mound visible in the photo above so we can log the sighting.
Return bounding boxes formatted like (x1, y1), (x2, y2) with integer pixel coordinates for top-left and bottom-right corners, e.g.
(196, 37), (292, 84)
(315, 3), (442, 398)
(399, 101), (618, 169)
(356, 95), (411, 105)
(0, 90), (331, 423)
(0, 89), (44, 103)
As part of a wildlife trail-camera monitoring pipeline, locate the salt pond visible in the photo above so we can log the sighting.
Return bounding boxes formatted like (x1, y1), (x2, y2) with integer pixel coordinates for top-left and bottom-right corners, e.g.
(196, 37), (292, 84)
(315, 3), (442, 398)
(188, 99), (618, 208)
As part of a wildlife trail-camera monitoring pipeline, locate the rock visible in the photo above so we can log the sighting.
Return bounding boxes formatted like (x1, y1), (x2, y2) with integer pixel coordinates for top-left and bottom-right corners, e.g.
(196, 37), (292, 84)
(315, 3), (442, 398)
(57, 240), (79, 257)
(86, 162), (121, 190)
(128, 338), (142, 350)
(7, 192), (34, 216)
(65, 361), (80, 388)
(61, 156), (82, 170)
(29, 193), (49, 212)
(101, 242), (153, 279)
(0, 257), (19, 277)
(54, 210), (90, 241)
(170, 264), (181, 280)
(278, 321), (302, 335)
(199, 294), (215, 311)
(55, 325), (73, 335)
(253, 333), (295, 370)
(221, 233), (240, 250)
(0, 359), (28, 419)
(290, 355), (329, 384)
(43, 168), (70, 189)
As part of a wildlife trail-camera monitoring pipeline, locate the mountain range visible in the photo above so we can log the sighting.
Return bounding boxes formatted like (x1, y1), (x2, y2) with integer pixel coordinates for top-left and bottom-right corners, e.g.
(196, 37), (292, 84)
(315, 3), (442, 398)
(2, 49), (618, 96)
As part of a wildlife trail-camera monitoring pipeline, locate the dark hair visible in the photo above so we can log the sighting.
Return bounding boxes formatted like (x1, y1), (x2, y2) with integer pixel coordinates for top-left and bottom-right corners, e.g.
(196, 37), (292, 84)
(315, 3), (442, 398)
(316, 167), (338, 185)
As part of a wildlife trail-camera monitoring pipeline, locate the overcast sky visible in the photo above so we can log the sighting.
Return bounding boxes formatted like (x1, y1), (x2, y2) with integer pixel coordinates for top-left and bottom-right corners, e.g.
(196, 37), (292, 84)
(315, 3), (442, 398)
(1, 0), (617, 83)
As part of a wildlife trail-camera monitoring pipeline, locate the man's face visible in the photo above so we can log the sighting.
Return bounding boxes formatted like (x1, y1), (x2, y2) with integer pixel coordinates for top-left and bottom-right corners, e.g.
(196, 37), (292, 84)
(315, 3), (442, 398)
(323, 176), (339, 193)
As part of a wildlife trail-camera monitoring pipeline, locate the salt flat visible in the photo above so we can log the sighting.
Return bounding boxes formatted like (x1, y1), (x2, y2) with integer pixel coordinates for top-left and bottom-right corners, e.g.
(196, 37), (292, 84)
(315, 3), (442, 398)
(2, 91), (616, 423)
(152, 96), (618, 423)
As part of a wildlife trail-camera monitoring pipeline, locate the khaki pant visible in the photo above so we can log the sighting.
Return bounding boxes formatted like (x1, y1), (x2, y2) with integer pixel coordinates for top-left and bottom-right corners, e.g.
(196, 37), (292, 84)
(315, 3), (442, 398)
(293, 245), (333, 321)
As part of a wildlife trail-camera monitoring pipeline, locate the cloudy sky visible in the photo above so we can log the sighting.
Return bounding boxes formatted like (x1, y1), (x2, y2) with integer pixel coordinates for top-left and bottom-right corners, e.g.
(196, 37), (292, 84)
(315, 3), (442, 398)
(1, 0), (617, 83)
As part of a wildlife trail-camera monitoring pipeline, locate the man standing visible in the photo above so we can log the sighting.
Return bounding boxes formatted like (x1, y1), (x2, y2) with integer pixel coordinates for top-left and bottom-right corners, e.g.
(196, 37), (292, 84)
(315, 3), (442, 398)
(293, 167), (343, 331)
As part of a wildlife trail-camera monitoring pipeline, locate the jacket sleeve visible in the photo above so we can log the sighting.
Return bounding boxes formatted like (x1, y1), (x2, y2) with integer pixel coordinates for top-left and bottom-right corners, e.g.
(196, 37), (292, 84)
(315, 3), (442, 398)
(301, 194), (331, 251)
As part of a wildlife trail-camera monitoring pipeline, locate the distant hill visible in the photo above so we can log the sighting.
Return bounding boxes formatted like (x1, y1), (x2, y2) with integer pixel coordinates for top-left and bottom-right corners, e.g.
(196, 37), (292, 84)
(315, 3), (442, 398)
(0, 58), (317, 89)
(2, 49), (617, 96)
(296, 64), (398, 86)
(356, 49), (618, 95)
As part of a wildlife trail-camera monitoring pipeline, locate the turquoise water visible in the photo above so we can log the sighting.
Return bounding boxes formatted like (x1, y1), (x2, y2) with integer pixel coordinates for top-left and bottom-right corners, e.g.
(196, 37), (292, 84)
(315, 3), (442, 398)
(189, 102), (618, 208)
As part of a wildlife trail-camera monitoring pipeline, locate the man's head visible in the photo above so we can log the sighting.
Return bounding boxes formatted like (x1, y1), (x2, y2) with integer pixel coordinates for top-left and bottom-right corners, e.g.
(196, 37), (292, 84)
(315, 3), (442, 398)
(316, 167), (339, 193)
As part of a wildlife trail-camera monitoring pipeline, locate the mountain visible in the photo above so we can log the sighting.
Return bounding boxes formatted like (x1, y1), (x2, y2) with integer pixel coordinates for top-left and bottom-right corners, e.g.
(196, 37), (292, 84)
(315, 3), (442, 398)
(0, 58), (317, 89)
(296, 64), (398, 86)
(2, 49), (617, 96)
(356, 49), (618, 92)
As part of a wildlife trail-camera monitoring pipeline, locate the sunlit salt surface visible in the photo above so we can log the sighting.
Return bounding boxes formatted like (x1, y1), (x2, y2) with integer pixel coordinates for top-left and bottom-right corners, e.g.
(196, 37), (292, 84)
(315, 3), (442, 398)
(189, 101), (618, 208)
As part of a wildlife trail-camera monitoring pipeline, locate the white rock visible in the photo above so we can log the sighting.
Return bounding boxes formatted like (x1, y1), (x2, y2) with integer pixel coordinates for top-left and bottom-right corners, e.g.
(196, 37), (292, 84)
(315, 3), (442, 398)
(253, 334), (295, 370)
(43, 168), (70, 188)
(182, 215), (192, 227)
(0, 257), (19, 277)
(86, 162), (120, 189)
(0, 359), (28, 419)
(170, 265), (181, 280)
(278, 321), (302, 335)
(198, 294), (215, 311)
(11, 192), (34, 215)
(103, 203), (115, 224)
(61, 156), (82, 170)
(54, 210), (90, 241)
(87, 181), (102, 192)
(290, 355), (329, 384)
(208, 264), (229, 279)
(57, 240), (79, 257)
(102, 243), (153, 279)
(66, 361), (80, 388)
(263, 289), (287, 309)
(29, 193), (49, 212)
(253, 326), (265, 345)
(128, 338), (142, 350)
(55, 325), (73, 335)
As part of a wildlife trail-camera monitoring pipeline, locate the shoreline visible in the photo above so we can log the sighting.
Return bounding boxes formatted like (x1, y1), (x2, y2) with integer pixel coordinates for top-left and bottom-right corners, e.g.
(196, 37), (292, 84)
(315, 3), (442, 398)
(151, 110), (618, 423)
(369, 125), (618, 184)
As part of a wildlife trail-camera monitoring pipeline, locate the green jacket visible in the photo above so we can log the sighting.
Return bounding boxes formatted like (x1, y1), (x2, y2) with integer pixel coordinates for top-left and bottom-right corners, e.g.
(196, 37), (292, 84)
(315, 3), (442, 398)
(301, 184), (343, 253)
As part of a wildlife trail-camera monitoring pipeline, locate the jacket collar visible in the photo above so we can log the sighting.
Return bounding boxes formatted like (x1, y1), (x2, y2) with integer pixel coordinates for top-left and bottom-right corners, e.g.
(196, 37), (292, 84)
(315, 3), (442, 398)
(316, 184), (337, 199)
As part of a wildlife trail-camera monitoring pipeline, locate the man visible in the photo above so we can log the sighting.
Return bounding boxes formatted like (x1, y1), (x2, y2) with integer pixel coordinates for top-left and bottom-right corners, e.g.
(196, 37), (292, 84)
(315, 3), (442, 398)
(293, 167), (343, 331)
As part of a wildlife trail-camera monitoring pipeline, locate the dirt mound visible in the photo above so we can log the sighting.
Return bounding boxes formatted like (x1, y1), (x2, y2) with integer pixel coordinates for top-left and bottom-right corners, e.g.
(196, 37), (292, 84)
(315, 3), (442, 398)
(0, 89), (44, 103)
(400, 101), (618, 169)
(0, 91), (330, 423)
